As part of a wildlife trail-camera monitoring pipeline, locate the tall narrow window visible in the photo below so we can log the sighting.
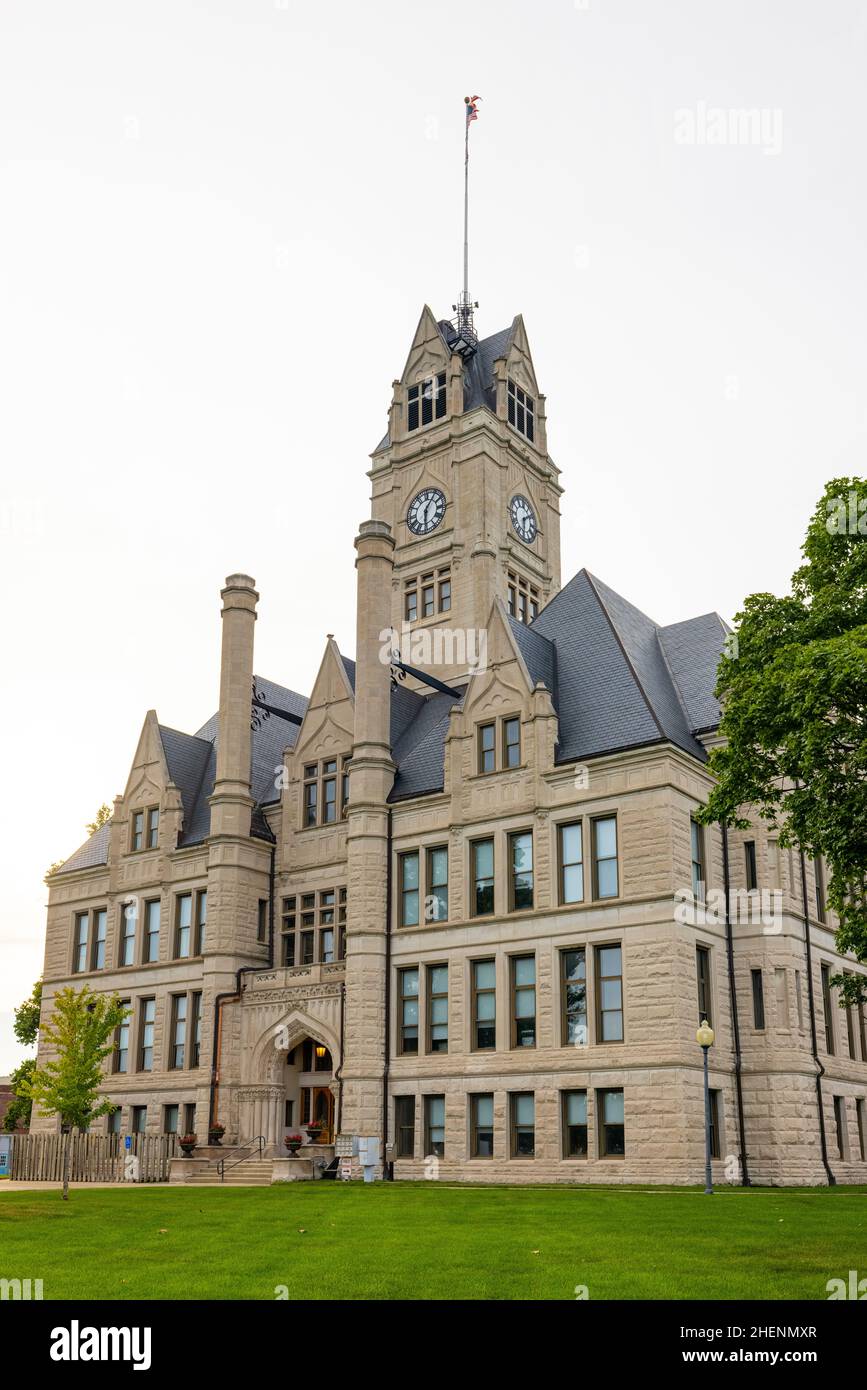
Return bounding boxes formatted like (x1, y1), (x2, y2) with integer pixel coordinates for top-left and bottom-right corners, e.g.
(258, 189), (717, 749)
(595, 945), (623, 1042)
(815, 857), (826, 923)
(510, 1093), (535, 1157)
(131, 811), (144, 852)
(472, 839), (495, 916)
(195, 889), (207, 954)
(472, 959), (496, 1050)
(471, 1094), (494, 1158)
(562, 1090), (588, 1158)
(91, 909), (107, 971)
(399, 968), (419, 1055)
(511, 955), (536, 1048)
(592, 816), (619, 899)
(170, 994), (187, 1069)
(146, 808), (159, 849)
(131, 1106), (147, 1135)
(114, 1002), (130, 1074)
(696, 946), (712, 1025)
(427, 965), (449, 1054)
(751, 968), (766, 1030)
(424, 1095), (445, 1157)
(73, 912), (88, 973)
(400, 852), (420, 927)
(598, 1088), (625, 1157)
(745, 841), (758, 891)
(708, 1090), (721, 1159)
(408, 373), (446, 431)
(175, 894), (192, 959)
(860, 1000), (867, 1064)
(163, 1104), (178, 1135)
(833, 1096), (848, 1161)
(139, 998), (155, 1072)
(119, 900), (137, 966)
(558, 821), (584, 904)
(190, 991), (202, 1068)
(108, 1108), (122, 1136)
(478, 723), (495, 774)
(821, 964), (835, 1053)
(690, 819), (705, 900)
(503, 717), (521, 768)
(144, 900), (160, 963)
(509, 831), (534, 911)
(395, 1096), (415, 1158)
(426, 846), (448, 922)
(857, 1100), (866, 1163)
(562, 947), (587, 1045)
(303, 765), (318, 826)
(507, 379), (535, 441)
(844, 974), (858, 1060)
(257, 899), (268, 944)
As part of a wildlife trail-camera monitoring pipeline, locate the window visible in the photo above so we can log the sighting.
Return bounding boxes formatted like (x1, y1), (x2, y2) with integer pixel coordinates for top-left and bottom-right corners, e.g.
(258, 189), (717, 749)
(72, 912), (88, 973)
(562, 1090), (588, 1158)
(507, 571), (540, 624)
(511, 955), (536, 1048)
(595, 945), (623, 1042)
(195, 890), (207, 954)
(708, 1090), (721, 1159)
(405, 586), (417, 622)
(163, 1104), (179, 1135)
(510, 1093), (535, 1157)
(598, 1088), (625, 1157)
(131, 811), (144, 852)
(144, 900), (160, 963)
(257, 898), (268, 944)
(281, 897), (296, 965)
(302, 758), (350, 827)
(470, 1094), (494, 1158)
(426, 847), (448, 923)
(860, 998), (867, 1064)
(114, 1002), (130, 1074)
(821, 964), (835, 1053)
(509, 831), (534, 911)
(280, 887), (346, 964)
(691, 819), (705, 900)
(190, 992), (202, 1068)
(395, 1097), (415, 1158)
(751, 969), (766, 1030)
(424, 1095), (445, 1157)
(184, 1103), (196, 1135)
(399, 968), (419, 1055)
(88, 908), (106, 970)
(561, 948), (587, 1045)
(478, 716), (521, 774)
(471, 839), (495, 916)
(147, 808), (159, 849)
(169, 995), (187, 1069)
(503, 718), (521, 768)
(138, 998), (155, 1072)
(558, 822), (584, 904)
(592, 817), (619, 899)
(107, 1108), (122, 1135)
(408, 372), (446, 431)
(427, 965), (449, 1054)
(404, 566), (451, 623)
(175, 894), (192, 959)
(696, 946), (712, 1025)
(857, 1100), (866, 1163)
(472, 959), (496, 1050)
(119, 900), (137, 966)
(507, 379), (535, 442)
(833, 1096), (847, 1161)
(745, 841), (758, 891)
(400, 852), (420, 927)
(815, 857), (826, 923)
(131, 1106), (147, 1135)
(478, 722), (495, 775)
(422, 574), (435, 617)
(844, 974), (858, 1060)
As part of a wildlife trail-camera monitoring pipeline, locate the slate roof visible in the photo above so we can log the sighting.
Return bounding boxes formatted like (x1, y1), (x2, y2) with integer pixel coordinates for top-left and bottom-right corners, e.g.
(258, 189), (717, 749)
(51, 572), (727, 872)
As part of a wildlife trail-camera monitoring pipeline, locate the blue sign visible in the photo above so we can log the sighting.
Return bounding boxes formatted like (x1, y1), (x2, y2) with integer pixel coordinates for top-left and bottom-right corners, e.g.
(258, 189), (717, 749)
(124, 1135), (132, 1151)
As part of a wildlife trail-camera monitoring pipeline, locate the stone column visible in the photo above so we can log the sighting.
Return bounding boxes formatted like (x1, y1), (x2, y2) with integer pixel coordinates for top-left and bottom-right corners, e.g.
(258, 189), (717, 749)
(209, 574), (258, 840)
(341, 521), (395, 1140)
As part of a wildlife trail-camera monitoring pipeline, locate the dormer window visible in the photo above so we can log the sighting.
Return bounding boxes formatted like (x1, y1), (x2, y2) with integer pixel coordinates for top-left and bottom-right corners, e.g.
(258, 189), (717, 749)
(507, 379), (535, 442)
(408, 374), (446, 431)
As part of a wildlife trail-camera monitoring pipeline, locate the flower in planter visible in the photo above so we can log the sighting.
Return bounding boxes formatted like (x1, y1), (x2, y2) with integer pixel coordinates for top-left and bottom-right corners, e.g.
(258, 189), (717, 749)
(180, 1133), (198, 1144)
(284, 1134), (303, 1150)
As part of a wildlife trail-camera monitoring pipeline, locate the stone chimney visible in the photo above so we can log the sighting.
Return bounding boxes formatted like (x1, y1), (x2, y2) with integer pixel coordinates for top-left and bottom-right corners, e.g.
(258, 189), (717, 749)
(209, 573), (258, 839)
(341, 521), (395, 1144)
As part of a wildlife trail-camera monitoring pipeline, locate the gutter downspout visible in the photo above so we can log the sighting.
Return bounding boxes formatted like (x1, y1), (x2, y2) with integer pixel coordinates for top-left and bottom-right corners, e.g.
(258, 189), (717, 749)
(721, 823), (750, 1186)
(335, 981), (346, 1135)
(799, 846), (836, 1186)
(381, 806), (393, 1178)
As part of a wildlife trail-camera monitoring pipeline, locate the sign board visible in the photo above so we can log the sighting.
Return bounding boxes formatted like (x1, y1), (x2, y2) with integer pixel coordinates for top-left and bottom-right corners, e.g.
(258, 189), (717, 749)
(338, 1158), (353, 1181)
(124, 1135), (132, 1151)
(334, 1134), (356, 1158)
(0, 1135), (11, 1176)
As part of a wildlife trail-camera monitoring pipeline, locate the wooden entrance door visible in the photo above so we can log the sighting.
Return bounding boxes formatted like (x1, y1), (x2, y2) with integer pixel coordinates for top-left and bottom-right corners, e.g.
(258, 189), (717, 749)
(312, 1087), (334, 1143)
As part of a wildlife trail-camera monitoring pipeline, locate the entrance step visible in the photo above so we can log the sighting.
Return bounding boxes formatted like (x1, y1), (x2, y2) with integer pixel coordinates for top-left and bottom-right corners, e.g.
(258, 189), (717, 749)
(172, 1159), (275, 1186)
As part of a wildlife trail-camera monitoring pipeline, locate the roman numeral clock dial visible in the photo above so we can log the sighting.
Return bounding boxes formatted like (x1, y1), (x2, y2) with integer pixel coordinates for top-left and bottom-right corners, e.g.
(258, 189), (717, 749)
(510, 494), (537, 544)
(407, 488), (446, 535)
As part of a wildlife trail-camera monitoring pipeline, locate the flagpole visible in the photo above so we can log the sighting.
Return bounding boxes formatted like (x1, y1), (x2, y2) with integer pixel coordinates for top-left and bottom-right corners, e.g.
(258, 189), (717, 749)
(463, 106), (470, 304)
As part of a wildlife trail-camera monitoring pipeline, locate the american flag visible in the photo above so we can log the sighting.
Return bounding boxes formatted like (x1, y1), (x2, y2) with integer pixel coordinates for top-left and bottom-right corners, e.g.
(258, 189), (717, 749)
(465, 95), (481, 124)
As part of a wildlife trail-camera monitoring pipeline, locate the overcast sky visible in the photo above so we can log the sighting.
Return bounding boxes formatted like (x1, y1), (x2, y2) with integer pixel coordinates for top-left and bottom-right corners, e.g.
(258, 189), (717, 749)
(1, 0), (865, 1072)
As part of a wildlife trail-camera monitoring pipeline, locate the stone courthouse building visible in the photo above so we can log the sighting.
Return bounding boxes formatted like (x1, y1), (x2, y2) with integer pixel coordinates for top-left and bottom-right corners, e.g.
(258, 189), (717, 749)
(35, 304), (867, 1185)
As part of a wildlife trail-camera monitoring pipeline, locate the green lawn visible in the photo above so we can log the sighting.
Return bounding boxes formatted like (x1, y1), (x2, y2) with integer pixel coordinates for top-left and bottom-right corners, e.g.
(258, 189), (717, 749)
(1, 1183), (865, 1300)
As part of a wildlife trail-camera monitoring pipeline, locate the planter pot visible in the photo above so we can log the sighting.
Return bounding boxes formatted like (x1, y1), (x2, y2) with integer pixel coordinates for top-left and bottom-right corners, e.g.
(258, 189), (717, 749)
(208, 1133), (224, 1147)
(285, 1144), (302, 1156)
(305, 1129), (323, 1142)
(179, 1143), (197, 1158)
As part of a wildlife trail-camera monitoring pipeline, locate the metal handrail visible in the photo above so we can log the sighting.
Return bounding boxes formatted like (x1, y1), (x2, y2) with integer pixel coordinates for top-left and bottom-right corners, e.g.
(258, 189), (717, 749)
(216, 1135), (266, 1182)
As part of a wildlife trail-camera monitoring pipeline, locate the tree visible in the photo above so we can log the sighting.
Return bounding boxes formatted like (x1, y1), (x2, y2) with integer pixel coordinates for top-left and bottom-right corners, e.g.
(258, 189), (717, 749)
(697, 476), (867, 1006)
(3, 1058), (35, 1132)
(13, 978), (42, 1047)
(22, 986), (128, 1199)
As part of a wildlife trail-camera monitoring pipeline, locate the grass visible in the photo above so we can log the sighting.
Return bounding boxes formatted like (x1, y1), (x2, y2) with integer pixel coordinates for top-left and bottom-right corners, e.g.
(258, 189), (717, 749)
(1, 1182), (865, 1300)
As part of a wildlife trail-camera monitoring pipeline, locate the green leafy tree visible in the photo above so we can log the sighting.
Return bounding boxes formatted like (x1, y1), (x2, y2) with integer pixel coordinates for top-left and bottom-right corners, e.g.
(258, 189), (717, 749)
(22, 986), (128, 1199)
(13, 978), (42, 1047)
(3, 1058), (35, 1131)
(697, 477), (867, 1006)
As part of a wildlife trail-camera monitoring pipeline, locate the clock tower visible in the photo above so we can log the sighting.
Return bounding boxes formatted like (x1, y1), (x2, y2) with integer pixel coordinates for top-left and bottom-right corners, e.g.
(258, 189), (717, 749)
(368, 305), (562, 685)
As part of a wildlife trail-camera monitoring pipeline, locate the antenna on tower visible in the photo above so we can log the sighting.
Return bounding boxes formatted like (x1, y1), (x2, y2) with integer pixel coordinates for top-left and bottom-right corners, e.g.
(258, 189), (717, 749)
(452, 95), (481, 357)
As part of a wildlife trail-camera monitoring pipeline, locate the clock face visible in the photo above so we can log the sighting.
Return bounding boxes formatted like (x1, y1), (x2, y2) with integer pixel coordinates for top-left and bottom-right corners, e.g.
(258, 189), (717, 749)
(510, 494), (537, 544)
(407, 487), (446, 536)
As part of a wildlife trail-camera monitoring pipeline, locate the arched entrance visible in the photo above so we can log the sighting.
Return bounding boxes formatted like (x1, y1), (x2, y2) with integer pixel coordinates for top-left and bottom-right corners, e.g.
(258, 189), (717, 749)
(243, 1007), (340, 1154)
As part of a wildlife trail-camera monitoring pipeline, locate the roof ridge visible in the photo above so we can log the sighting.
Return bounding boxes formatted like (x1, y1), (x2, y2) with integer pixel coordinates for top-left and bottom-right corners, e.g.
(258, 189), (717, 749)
(158, 723), (214, 746)
(583, 571), (667, 743)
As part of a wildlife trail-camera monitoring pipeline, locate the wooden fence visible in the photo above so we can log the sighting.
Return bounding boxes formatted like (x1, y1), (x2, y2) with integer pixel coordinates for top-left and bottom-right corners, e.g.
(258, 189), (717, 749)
(9, 1132), (177, 1183)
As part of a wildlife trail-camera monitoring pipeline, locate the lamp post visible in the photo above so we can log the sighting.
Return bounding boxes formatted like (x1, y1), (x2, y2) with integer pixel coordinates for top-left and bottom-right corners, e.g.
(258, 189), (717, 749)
(696, 1018), (715, 1194)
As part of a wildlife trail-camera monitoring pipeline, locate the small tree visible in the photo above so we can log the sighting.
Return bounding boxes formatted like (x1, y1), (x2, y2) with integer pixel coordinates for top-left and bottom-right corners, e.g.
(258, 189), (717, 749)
(23, 986), (128, 1199)
(3, 1058), (35, 1132)
(85, 803), (112, 836)
(13, 978), (42, 1047)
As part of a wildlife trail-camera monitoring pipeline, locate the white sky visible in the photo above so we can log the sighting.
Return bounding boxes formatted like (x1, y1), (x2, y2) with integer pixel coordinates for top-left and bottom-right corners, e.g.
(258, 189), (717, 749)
(1, 0), (865, 1072)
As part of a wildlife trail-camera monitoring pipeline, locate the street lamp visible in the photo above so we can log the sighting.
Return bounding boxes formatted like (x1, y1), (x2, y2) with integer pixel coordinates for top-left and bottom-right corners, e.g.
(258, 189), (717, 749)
(696, 1018), (715, 1194)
